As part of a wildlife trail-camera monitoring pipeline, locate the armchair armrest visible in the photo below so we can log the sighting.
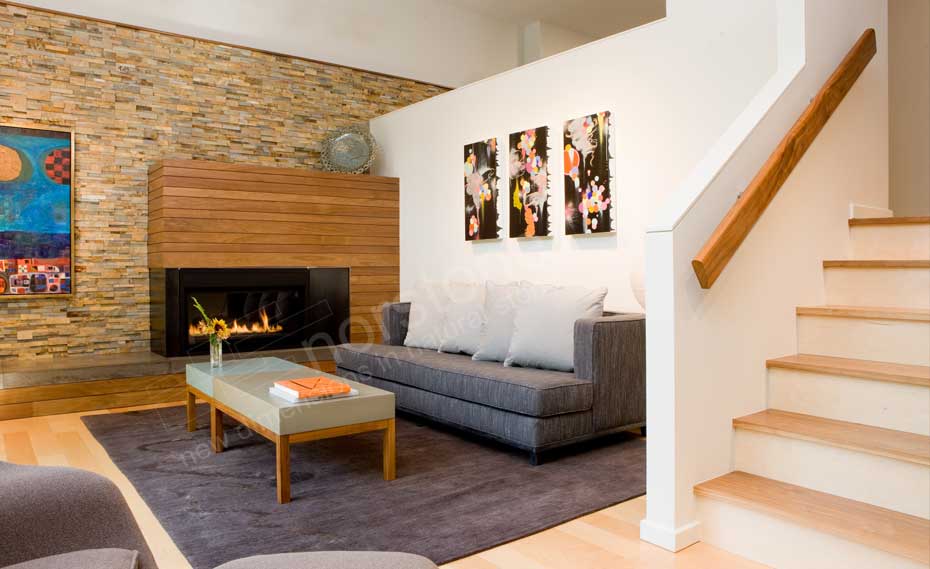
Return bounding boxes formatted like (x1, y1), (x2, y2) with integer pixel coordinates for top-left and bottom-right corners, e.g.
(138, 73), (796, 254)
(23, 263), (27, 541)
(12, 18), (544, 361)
(380, 302), (411, 346)
(0, 462), (156, 568)
(574, 313), (646, 431)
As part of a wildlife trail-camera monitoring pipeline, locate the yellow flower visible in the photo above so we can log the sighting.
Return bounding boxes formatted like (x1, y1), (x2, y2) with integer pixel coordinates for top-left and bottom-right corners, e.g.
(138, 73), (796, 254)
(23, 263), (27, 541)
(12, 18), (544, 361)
(211, 318), (231, 341)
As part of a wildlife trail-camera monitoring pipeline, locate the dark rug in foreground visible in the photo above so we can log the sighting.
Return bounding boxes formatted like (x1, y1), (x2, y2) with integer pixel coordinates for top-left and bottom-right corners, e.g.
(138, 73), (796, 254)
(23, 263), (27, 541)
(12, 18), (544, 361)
(83, 406), (644, 569)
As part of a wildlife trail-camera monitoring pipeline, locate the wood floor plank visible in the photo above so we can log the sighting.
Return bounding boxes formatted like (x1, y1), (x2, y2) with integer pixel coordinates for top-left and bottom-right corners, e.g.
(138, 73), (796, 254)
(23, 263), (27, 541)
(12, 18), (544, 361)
(766, 354), (930, 386)
(2, 431), (37, 465)
(695, 471), (930, 564)
(733, 409), (930, 465)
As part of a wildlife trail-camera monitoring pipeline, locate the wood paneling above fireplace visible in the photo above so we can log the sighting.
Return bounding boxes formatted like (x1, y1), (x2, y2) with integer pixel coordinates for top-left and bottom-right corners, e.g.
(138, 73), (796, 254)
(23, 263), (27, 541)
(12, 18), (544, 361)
(147, 160), (399, 343)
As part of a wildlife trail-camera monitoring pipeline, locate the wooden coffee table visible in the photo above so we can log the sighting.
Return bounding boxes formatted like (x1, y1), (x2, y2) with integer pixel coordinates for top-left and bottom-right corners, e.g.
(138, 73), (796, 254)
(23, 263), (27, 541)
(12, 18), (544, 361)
(185, 358), (396, 503)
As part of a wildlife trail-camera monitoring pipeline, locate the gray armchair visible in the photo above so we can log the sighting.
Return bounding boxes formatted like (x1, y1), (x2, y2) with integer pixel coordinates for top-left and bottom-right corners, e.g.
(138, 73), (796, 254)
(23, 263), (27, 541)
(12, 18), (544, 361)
(0, 461), (156, 569)
(0, 462), (437, 569)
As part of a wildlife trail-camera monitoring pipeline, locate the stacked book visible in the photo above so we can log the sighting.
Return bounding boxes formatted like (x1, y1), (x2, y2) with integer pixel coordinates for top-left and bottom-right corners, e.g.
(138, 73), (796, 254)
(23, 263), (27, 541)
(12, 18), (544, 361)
(269, 376), (358, 403)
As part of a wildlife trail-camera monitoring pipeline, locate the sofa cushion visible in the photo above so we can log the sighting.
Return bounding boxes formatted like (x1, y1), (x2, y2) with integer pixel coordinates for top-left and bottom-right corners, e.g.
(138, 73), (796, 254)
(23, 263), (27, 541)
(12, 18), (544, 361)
(335, 344), (592, 417)
(214, 552), (436, 569)
(2, 549), (139, 569)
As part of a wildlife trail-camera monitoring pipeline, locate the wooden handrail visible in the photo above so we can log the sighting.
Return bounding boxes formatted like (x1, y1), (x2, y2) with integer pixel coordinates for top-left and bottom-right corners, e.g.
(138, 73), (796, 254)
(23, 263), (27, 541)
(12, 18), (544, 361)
(692, 29), (877, 289)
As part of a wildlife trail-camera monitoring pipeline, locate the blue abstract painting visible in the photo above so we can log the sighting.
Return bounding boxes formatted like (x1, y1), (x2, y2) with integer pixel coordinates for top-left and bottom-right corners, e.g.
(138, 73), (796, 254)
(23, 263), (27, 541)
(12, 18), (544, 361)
(0, 125), (72, 296)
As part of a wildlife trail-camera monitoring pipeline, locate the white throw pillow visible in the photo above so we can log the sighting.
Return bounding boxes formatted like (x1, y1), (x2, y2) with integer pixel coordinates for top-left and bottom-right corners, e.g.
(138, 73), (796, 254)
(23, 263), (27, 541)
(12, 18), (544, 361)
(471, 281), (529, 362)
(403, 282), (450, 350)
(439, 283), (486, 355)
(504, 284), (607, 372)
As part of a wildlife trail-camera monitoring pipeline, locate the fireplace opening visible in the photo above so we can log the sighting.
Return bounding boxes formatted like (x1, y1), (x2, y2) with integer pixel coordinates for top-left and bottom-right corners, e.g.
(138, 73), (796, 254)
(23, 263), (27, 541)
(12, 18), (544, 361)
(150, 267), (349, 357)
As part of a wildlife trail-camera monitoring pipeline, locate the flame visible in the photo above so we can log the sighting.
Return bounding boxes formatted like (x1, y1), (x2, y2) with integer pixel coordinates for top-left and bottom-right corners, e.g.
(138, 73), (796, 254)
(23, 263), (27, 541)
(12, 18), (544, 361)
(189, 307), (283, 338)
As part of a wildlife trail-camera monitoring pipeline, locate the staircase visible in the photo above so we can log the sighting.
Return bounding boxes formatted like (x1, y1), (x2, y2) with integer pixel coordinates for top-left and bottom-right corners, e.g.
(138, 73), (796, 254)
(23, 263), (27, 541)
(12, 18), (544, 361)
(694, 215), (930, 568)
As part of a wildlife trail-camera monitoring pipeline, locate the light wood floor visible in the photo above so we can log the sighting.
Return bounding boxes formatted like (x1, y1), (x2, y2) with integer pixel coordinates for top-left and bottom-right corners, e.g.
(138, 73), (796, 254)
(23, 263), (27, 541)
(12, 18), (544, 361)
(0, 403), (767, 569)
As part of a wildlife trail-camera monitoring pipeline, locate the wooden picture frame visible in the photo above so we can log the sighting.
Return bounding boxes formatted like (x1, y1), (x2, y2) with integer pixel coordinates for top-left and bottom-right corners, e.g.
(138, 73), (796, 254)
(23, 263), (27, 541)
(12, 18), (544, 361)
(0, 122), (75, 299)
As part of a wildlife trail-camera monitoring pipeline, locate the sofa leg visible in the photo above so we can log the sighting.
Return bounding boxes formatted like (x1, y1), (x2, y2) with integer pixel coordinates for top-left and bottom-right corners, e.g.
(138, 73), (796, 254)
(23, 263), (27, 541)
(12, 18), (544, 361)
(640, 426), (647, 437)
(529, 451), (543, 466)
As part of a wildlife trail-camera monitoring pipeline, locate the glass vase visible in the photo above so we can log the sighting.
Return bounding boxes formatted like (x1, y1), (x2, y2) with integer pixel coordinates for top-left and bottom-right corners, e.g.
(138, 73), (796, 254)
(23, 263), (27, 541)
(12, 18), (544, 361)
(210, 340), (223, 368)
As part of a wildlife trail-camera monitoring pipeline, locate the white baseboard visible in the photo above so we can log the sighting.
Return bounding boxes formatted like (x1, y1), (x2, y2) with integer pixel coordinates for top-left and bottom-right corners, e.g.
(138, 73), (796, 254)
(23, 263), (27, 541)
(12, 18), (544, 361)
(639, 517), (701, 552)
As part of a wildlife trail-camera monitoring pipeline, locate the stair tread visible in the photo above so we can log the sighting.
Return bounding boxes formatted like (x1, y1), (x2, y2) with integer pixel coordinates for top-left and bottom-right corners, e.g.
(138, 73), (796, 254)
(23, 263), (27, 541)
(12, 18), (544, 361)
(796, 305), (930, 322)
(733, 409), (930, 465)
(849, 216), (930, 226)
(694, 471), (930, 564)
(767, 354), (930, 387)
(823, 259), (930, 268)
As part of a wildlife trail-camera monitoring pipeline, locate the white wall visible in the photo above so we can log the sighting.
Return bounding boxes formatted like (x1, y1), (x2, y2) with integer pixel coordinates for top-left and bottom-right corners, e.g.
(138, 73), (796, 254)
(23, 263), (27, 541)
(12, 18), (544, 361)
(370, 0), (778, 313)
(18, 0), (522, 87)
(643, 0), (888, 552)
(889, 0), (930, 216)
(521, 21), (597, 65)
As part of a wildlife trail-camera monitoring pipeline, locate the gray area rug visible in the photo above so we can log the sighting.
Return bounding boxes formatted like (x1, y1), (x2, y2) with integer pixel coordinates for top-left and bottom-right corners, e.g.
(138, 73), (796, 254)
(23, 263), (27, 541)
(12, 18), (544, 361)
(83, 405), (645, 569)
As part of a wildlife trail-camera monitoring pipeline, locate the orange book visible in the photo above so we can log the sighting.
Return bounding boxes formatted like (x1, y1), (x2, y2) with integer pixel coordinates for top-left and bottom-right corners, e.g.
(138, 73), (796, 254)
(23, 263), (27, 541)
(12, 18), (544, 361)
(273, 376), (351, 400)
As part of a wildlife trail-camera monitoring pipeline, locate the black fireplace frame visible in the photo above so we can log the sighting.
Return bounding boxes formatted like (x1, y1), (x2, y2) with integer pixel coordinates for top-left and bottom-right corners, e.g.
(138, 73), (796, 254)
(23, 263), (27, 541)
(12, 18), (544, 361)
(150, 267), (349, 357)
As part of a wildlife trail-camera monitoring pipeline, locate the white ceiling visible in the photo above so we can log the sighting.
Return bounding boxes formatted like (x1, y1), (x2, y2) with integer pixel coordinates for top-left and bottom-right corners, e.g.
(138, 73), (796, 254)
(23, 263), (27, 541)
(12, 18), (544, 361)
(448, 0), (667, 39)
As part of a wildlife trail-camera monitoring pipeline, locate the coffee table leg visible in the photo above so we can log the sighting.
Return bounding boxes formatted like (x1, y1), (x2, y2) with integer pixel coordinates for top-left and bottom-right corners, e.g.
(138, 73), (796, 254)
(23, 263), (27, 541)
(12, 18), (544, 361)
(186, 390), (197, 432)
(383, 418), (396, 481)
(276, 435), (291, 504)
(210, 405), (224, 453)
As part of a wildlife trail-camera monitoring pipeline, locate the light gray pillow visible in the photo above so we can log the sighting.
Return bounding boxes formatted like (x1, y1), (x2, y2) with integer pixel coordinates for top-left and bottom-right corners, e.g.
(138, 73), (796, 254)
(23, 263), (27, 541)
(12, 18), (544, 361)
(403, 282), (449, 350)
(438, 282), (485, 355)
(471, 281), (528, 362)
(505, 284), (607, 371)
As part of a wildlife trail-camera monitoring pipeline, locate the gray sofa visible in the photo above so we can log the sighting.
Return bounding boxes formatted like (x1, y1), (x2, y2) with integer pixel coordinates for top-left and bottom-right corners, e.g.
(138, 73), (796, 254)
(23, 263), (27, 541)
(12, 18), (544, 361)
(334, 302), (645, 464)
(0, 461), (436, 569)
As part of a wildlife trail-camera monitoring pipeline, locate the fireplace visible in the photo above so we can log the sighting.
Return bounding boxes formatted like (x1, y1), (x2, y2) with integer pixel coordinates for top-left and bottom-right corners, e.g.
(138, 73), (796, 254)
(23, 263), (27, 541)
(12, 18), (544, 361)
(150, 268), (349, 357)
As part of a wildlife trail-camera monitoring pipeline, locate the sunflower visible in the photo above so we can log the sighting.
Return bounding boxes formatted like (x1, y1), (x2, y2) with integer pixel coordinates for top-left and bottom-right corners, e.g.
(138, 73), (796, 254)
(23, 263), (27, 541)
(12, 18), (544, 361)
(211, 318), (231, 341)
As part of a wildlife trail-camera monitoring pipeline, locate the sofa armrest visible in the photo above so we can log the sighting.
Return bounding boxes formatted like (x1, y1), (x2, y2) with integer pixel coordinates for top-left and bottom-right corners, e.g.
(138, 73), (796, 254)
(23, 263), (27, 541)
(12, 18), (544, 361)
(381, 302), (411, 346)
(0, 462), (156, 569)
(574, 313), (645, 431)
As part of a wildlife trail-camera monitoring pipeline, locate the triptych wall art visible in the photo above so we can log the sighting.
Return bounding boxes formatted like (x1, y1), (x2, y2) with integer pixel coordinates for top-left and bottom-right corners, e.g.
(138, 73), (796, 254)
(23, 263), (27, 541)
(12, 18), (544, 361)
(564, 111), (612, 235)
(463, 138), (500, 241)
(508, 127), (550, 238)
(464, 111), (612, 241)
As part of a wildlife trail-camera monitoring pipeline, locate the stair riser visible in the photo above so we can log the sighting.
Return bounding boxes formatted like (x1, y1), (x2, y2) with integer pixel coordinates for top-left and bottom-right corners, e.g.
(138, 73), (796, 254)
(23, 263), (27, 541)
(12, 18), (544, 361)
(768, 368), (930, 435)
(696, 497), (927, 569)
(824, 267), (930, 309)
(797, 315), (930, 366)
(734, 429), (930, 518)
(850, 224), (930, 260)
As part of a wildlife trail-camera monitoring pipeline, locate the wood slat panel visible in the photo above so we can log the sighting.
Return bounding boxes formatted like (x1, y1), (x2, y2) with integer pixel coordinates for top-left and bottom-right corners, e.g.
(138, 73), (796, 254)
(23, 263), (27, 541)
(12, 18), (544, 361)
(149, 243), (398, 255)
(150, 208), (398, 228)
(691, 29), (877, 289)
(152, 175), (399, 195)
(149, 218), (397, 238)
(155, 164), (398, 188)
(150, 252), (398, 268)
(152, 188), (399, 211)
(154, 159), (400, 185)
(149, 232), (399, 247)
